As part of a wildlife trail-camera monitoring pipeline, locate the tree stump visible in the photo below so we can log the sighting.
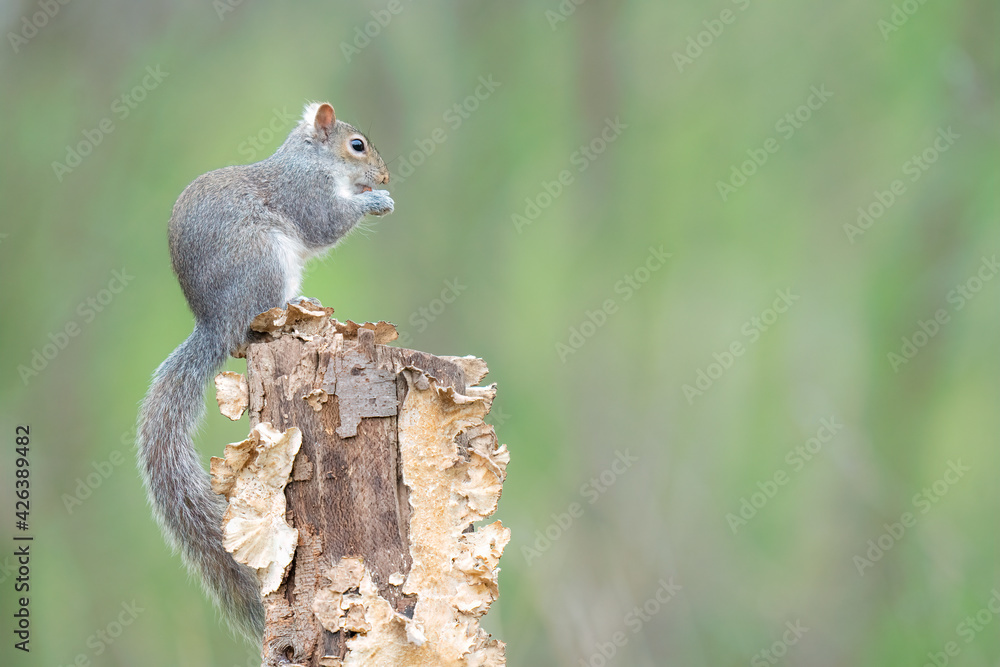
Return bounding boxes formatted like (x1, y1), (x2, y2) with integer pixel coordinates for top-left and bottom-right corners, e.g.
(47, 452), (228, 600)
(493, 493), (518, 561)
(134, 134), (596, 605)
(210, 303), (509, 666)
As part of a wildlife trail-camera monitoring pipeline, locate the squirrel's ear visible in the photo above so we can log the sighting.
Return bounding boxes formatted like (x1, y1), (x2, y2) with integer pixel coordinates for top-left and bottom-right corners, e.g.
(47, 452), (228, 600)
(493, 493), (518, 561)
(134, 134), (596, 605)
(314, 103), (336, 139)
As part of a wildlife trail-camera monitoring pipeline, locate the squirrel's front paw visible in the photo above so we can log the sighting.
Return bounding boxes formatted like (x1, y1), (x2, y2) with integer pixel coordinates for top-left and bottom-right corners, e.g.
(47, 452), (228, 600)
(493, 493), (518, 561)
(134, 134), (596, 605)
(360, 189), (394, 217)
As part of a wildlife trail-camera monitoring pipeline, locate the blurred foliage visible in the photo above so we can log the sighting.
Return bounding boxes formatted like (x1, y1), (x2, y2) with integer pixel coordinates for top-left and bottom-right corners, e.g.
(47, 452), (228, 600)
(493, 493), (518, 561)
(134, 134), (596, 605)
(1, 1), (999, 665)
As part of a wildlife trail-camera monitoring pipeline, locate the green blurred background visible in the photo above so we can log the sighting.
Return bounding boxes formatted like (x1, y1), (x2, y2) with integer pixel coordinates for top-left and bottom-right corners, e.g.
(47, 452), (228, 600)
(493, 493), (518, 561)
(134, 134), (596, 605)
(2, 1), (999, 665)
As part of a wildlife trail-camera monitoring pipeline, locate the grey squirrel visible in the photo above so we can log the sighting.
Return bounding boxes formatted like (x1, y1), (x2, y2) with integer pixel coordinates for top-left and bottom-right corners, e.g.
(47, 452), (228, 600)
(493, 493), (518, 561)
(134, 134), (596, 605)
(136, 102), (393, 642)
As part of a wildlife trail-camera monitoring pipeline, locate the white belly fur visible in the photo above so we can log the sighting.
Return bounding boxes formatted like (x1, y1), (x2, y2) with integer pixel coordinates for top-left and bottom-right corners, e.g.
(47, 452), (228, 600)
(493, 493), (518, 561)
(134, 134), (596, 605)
(272, 231), (309, 303)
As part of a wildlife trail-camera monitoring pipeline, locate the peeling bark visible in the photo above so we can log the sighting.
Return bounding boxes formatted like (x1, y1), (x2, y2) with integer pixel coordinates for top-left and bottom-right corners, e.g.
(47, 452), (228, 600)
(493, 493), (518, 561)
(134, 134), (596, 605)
(212, 303), (508, 666)
(215, 371), (249, 420)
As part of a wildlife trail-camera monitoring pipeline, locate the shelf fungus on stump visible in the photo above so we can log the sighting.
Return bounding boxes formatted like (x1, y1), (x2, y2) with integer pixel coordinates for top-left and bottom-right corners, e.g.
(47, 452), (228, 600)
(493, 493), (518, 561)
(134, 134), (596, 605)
(210, 422), (302, 596)
(212, 301), (510, 666)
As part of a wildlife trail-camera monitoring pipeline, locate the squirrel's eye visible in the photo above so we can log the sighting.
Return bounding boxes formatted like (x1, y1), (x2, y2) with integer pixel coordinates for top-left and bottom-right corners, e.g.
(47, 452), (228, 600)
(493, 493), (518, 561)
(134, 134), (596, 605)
(350, 139), (365, 152)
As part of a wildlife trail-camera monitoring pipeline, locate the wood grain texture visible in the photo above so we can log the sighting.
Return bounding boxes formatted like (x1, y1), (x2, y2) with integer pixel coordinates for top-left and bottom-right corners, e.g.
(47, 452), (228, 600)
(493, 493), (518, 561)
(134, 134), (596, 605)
(247, 323), (469, 666)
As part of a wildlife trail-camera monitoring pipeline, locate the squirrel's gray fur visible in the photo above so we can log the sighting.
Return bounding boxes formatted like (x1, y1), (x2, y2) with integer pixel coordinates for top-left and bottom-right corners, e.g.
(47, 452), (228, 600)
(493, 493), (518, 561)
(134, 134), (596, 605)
(136, 102), (392, 643)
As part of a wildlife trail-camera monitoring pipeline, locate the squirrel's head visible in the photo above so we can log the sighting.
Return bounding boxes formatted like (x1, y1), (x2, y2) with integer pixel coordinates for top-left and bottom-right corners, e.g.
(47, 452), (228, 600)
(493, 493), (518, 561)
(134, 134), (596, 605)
(301, 102), (390, 193)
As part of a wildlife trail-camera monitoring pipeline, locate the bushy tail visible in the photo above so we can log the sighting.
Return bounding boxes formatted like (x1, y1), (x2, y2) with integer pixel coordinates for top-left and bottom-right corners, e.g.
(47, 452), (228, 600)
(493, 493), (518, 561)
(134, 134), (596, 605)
(136, 325), (264, 642)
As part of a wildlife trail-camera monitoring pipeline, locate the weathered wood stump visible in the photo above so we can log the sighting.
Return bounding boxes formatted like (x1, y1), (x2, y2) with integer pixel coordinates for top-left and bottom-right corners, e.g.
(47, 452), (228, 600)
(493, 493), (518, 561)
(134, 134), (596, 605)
(210, 303), (509, 666)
